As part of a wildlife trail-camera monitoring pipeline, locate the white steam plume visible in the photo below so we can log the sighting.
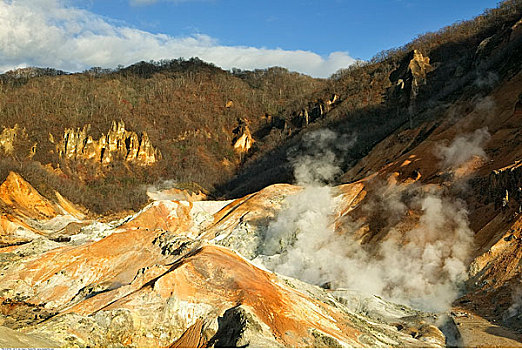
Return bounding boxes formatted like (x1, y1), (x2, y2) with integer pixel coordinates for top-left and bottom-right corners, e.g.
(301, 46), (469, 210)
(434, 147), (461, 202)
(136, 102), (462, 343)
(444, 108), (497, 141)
(290, 129), (356, 185)
(146, 180), (182, 201)
(435, 127), (491, 171)
(474, 72), (499, 89)
(505, 279), (522, 320)
(473, 96), (497, 116)
(257, 128), (475, 312)
(377, 189), (474, 310)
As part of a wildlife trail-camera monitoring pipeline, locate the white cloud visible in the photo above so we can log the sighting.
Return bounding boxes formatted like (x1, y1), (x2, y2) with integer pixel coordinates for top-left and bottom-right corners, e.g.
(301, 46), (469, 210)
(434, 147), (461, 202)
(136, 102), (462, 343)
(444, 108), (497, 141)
(0, 0), (355, 77)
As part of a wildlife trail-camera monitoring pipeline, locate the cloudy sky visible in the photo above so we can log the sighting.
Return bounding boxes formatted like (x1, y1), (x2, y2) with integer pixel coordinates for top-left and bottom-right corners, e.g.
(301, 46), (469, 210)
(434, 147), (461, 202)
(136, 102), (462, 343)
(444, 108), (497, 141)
(0, 0), (497, 77)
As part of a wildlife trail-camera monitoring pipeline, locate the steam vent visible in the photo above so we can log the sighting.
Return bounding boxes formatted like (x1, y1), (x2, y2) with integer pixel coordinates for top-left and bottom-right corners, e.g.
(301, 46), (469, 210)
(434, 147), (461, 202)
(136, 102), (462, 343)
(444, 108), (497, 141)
(1, 1), (522, 348)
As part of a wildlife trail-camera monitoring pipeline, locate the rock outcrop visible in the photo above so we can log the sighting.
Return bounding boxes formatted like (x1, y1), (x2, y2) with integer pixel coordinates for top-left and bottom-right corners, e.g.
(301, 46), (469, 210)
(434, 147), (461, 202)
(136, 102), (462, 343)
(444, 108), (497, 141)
(55, 120), (160, 166)
(232, 119), (255, 155)
(476, 16), (522, 66)
(388, 49), (434, 120)
(510, 18), (522, 42)
(0, 124), (35, 158)
(0, 172), (59, 220)
(407, 50), (433, 96)
(293, 94), (340, 127)
(488, 160), (522, 210)
(0, 125), (21, 155)
(0, 172), (85, 248)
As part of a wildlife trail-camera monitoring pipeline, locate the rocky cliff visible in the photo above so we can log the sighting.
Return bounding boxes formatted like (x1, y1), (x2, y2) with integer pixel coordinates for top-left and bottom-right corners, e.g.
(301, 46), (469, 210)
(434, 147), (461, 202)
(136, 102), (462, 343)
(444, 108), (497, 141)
(387, 49), (433, 121)
(0, 125), (35, 159)
(488, 160), (522, 210)
(55, 120), (160, 166)
(232, 119), (255, 155)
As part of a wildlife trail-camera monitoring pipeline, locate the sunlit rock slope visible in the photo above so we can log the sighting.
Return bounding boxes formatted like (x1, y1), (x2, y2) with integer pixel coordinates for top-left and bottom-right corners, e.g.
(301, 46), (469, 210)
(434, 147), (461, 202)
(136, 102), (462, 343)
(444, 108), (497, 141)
(0, 171), (457, 347)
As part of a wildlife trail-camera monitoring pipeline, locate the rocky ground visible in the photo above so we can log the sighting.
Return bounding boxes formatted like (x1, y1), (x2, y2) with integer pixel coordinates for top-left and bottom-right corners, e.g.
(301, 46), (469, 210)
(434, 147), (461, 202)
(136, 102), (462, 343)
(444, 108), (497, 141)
(0, 172), (451, 347)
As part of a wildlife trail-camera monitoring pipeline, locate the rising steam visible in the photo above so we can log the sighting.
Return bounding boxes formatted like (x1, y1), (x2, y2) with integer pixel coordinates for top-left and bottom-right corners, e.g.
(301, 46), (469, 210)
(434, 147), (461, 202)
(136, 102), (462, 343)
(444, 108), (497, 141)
(290, 128), (356, 185)
(257, 128), (476, 312)
(435, 127), (491, 171)
(146, 180), (182, 201)
(505, 279), (522, 320)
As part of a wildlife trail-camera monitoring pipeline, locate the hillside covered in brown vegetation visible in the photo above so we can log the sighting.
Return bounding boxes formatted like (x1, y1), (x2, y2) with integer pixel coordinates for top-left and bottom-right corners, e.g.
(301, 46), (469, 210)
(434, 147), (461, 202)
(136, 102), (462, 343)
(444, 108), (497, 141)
(0, 60), (324, 213)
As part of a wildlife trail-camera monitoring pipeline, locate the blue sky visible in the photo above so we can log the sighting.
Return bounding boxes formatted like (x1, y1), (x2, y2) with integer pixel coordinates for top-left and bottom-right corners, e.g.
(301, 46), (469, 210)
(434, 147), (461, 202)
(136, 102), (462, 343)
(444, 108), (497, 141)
(1, 0), (499, 77)
(80, 0), (498, 60)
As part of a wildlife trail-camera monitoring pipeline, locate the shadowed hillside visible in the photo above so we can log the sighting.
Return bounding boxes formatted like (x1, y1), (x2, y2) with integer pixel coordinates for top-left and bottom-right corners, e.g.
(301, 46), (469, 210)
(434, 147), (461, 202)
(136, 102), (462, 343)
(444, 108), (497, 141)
(216, 0), (522, 198)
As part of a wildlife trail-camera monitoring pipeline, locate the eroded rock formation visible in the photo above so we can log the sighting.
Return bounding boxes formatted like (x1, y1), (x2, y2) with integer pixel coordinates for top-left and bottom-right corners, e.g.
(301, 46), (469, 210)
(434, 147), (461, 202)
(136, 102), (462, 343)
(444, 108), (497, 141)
(233, 119), (255, 154)
(0, 124), (36, 158)
(489, 160), (522, 210)
(407, 50), (433, 95)
(388, 49), (434, 119)
(0, 172), (85, 248)
(55, 120), (160, 166)
(294, 94), (340, 127)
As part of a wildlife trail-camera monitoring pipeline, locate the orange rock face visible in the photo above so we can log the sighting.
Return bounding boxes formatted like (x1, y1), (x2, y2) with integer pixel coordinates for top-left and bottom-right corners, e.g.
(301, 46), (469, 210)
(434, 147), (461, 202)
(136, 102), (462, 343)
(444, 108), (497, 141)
(0, 172), (86, 249)
(0, 172), (58, 219)
(0, 173), (449, 347)
(56, 120), (160, 167)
